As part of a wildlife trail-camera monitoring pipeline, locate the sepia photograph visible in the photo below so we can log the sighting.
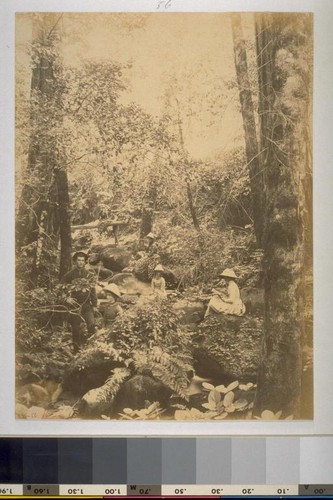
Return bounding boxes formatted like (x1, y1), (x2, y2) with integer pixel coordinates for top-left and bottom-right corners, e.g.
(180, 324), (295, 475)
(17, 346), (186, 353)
(15, 12), (313, 422)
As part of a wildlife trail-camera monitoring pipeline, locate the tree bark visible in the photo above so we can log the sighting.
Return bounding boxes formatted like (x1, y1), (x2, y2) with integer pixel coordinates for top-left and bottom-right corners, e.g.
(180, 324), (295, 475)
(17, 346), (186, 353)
(253, 13), (312, 417)
(231, 14), (263, 245)
(186, 181), (201, 232)
(140, 207), (154, 238)
(17, 15), (60, 251)
(56, 168), (72, 278)
(17, 14), (69, 287)
(176, 100), (201, 233)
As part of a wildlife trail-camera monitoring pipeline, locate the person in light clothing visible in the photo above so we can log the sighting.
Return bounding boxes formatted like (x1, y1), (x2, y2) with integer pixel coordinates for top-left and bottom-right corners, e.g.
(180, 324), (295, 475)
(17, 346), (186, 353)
(151, 264), (167, 299)
(205, 268), (245, 318)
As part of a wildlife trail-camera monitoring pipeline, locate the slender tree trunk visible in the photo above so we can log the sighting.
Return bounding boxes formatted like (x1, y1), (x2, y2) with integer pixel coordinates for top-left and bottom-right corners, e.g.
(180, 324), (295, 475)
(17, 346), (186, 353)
(56, 167), (72, 277)
(231, 14), (263, 245)
(176, 100), (201, 233)
(186, 182), (200, 232)
(140, 207), (154, 238)
(253, 13), (312, 417)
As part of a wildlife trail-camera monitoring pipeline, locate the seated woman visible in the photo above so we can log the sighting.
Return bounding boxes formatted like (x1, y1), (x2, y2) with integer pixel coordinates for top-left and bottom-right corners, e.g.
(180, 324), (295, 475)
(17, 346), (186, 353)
(151, 264), (167, 299)
(205, 268), (245, 318)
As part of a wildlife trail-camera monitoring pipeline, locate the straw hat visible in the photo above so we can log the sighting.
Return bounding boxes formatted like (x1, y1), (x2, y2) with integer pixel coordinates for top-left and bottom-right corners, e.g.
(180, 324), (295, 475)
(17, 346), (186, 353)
(219, 268), (237, 279)
(104, 283), (122, 298)
(154, 264), (164, 272)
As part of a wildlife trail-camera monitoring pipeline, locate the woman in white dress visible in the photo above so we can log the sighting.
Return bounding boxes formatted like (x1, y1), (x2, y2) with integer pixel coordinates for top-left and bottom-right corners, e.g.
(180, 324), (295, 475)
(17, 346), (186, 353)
(205, 268), (245, 318)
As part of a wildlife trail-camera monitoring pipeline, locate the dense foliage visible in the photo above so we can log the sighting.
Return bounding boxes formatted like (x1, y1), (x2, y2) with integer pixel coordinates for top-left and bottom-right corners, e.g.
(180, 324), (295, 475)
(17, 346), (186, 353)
(15, 13), (313, 420)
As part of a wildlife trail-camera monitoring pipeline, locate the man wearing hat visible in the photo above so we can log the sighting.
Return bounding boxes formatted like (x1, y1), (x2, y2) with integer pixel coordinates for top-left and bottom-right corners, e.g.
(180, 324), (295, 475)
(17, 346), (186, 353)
(62, 251), (98, 352)
(102, 283), (123, 328)
(205, 268), (245, 318)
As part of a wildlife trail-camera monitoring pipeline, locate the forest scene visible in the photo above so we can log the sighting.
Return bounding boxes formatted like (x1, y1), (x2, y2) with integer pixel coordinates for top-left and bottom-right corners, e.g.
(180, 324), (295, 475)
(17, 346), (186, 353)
(15, 12), (313, 421)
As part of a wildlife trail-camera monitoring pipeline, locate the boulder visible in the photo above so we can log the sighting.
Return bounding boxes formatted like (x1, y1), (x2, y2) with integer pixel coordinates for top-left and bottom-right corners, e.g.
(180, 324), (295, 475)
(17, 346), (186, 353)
(99, 246), (132, 272)
(193, 314), (263, 385)
(112, 375), (171, 415)
(78, 368), (131, 418)
(172, 298), (205, 326)
(89, 253), (102, 265)
(90, 243), (105, 254)
(134, 256), (178, 288)
(16, 383), (50, 407)
(91, 265), (114, 281)
(15, 403), (29, 419)
(62, 348), (123, 397)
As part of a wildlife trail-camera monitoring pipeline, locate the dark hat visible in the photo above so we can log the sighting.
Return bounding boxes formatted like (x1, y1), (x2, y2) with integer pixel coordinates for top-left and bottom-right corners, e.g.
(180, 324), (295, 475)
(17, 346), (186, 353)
(73, 251), (89, 262)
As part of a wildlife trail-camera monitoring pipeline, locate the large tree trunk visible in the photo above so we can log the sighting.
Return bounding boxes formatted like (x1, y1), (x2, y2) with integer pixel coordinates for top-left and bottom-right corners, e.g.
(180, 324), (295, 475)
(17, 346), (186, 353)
(253, 13), (312, 417)
(16, 16), (56, 252)
(17, 14), (71, 286)
(231, 14), (263, 245)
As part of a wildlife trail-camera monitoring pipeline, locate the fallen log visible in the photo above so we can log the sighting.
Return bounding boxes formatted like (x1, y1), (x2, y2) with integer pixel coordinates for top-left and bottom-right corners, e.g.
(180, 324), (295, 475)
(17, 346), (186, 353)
(72, 219), (129, 231)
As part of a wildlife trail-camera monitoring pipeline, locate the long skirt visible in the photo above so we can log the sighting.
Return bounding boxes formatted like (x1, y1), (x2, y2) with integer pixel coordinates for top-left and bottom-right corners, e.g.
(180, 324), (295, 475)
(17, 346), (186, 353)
(205, 295), (245, 317)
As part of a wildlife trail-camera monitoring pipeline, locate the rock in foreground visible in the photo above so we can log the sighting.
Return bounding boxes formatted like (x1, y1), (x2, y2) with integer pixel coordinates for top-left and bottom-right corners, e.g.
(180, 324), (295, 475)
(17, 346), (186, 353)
(172, 298), (205, 326)
(62, 347), (123, 397)
(112, 375), (171, 415)
(193, 314), (263, 384)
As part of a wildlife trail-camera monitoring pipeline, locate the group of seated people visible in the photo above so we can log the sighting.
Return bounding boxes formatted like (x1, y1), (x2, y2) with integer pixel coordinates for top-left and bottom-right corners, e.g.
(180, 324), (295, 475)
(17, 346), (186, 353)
(63, 240), (245, 352)
(150, 265), (246, 318)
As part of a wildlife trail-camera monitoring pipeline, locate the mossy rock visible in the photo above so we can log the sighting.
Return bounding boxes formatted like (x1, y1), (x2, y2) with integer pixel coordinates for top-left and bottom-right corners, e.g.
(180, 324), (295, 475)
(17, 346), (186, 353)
(193, 314), (263, 384)
(62, 348), (123, 397)
(172, 298), (205, 325)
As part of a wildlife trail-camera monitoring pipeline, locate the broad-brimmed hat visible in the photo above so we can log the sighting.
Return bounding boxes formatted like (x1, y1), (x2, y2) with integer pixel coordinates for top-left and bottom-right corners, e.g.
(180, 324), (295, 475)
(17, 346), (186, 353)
(104, 283), (122, 298)
(154, 264), (164, 272)
(73, 251), (89, 262)
(146, 232), (155, 240)
(220, 268), (237, 279)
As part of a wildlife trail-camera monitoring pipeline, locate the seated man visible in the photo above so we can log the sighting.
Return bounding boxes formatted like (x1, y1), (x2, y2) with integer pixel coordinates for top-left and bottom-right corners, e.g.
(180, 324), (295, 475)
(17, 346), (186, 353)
(101, 283), (123, 328)
(205, 268), (245, 318)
